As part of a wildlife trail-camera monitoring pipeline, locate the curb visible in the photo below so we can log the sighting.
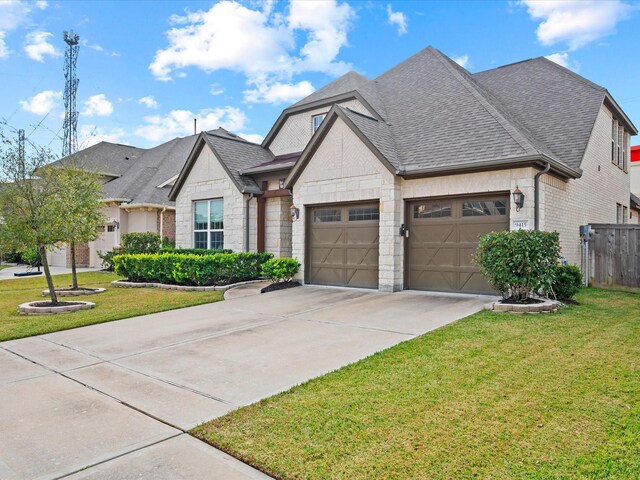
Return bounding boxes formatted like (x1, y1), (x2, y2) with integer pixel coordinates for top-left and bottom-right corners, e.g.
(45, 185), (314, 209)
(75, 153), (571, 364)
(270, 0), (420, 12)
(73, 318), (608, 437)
(110, 279), (266, 292)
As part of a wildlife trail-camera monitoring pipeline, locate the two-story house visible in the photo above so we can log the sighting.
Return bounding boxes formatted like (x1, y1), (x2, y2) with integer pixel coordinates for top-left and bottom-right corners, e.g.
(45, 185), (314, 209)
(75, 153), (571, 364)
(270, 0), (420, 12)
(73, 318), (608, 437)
(168, 46), (637, 294)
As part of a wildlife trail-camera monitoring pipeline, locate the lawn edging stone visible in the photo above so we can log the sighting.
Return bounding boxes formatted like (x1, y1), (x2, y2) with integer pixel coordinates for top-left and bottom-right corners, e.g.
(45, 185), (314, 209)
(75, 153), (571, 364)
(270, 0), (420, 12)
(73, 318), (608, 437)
(486, 298), (559, 314)
(111, 279), (265, 292)
(19, 301), (95, 315)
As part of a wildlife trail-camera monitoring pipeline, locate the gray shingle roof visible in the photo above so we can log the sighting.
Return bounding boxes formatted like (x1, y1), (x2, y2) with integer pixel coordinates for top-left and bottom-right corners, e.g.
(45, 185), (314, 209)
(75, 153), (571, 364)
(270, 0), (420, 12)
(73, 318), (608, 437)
(205, 129), (273, 192)
(99, 135), (197, 206)
(473, 57), (607, 171)
(339, 107), (400, 169)
(290, 71), (370, 108)
(286, 45), (631, 177)
(53, 142), (145, 177)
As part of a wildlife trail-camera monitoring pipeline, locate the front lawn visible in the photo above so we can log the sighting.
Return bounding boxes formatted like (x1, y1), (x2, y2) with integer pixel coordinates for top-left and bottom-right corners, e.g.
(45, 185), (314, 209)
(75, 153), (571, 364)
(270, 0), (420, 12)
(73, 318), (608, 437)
(194, 289), (640, 480)
(0, 271), (223, 341)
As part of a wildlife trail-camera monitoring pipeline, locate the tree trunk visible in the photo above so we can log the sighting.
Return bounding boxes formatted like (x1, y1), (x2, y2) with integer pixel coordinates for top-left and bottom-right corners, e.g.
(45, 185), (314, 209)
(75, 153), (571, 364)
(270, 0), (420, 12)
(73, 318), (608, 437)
(40, 245), (58, 305)
(70, 241), (78, 289)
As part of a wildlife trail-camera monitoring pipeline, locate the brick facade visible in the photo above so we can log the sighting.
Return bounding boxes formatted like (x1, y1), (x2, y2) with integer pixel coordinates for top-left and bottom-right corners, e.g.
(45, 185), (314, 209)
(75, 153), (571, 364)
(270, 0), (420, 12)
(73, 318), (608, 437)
(157, 209), (176, 242)
(66, 242), (90, 268)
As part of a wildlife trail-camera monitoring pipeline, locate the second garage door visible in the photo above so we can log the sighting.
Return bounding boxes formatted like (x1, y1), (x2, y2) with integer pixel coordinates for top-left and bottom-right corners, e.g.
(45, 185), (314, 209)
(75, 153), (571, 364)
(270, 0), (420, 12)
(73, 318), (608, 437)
(407, 195), (509, 294)
(307, 203), (379, 289)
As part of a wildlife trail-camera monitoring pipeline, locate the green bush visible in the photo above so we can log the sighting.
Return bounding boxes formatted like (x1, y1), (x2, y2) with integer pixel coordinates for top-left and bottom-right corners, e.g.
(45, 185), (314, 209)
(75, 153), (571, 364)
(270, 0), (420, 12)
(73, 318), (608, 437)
(158, 247), (232, 256)
(474, 230), (560, 302)
(113, 251), (273, 286)
(261, 258), (300, 283)
(120, 232), (161, 254)
(551, 264), (582, 300)
(21, 248), (40, 267)
(97, 247), (121, 271)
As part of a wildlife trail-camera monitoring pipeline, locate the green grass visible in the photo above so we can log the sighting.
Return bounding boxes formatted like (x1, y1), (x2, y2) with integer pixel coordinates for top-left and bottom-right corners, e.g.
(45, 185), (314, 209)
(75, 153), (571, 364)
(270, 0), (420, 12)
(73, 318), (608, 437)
(193, 289), (640, 480)
(0, 271), (223, 341)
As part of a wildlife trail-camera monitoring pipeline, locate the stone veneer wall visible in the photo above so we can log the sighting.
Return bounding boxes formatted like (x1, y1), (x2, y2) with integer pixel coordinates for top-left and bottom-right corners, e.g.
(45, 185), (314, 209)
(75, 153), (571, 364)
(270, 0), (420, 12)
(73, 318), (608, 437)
(541, 104), (631, 265)
(265, 196), (293, 258)
(175, 144), (247, 252)
(268, 99), (370, 156)
(291, 116), (544, 292)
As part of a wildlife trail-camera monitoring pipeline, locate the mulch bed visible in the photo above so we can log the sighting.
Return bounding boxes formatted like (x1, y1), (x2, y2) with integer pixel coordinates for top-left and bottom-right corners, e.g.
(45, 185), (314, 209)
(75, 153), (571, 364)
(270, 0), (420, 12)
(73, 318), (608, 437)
(30, 301), (85, 308)
(500, 297), (545, 305)
(261, 281), (301, 294)
(54, 288), (101, 293)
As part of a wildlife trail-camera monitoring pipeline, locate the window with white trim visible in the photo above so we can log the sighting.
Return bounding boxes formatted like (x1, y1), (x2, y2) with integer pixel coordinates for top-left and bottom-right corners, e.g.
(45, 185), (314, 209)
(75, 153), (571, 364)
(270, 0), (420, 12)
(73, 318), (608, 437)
(194, 199), (224, 250)
(312, 114), (326, 133)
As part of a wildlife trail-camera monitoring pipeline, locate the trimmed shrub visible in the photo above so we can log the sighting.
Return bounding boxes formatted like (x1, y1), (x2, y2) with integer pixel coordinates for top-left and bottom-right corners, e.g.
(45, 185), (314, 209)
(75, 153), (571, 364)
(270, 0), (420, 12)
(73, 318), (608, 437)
(551, 264), (582, 300)
(158, 247), (232, 256)
(120, 232), (161, 254)
(261, 258), (300, 283)
(97, 247), (121, 271)
(113, 251), (273, 286)
(474, 229), (560, 302)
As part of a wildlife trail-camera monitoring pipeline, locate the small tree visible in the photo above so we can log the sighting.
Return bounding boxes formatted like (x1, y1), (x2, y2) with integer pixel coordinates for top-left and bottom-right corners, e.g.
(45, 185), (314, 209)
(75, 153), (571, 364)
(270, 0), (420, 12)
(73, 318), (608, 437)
(57, 164), (106, 289)
(0, 138), (68, 304)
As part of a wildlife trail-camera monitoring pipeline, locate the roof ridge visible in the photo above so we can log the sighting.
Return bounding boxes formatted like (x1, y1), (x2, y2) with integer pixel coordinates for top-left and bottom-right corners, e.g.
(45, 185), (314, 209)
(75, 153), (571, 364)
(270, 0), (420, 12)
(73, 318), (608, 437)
(432, 48), (551, 158)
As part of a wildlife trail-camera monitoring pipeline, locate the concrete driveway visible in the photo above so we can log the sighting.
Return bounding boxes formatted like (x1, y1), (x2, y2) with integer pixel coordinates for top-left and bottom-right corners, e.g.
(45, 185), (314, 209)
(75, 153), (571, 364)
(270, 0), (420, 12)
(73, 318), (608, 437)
(0, 286), (490, 479)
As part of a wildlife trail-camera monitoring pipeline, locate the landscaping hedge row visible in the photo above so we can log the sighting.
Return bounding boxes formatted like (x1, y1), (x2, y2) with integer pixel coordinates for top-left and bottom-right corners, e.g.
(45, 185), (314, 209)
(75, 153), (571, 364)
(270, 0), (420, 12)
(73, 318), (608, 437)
(113, 252), (273, 286)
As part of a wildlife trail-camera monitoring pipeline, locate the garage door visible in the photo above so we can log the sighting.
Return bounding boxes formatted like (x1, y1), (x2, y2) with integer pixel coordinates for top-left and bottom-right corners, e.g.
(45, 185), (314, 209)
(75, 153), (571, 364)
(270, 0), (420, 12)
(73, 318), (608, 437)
(307, 203), (379, 289)
(407, 195), (509, 294)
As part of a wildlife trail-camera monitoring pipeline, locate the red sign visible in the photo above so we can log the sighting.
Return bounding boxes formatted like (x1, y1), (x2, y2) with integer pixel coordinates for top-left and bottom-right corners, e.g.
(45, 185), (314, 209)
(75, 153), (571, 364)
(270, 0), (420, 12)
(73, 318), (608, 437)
(632, 145), (640, 163)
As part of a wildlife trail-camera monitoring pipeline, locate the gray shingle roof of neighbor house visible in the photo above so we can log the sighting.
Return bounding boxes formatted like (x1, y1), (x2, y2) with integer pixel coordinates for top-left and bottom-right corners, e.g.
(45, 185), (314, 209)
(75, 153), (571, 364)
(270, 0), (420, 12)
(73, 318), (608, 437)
(284, 46), (637, 184)
(631, 193), (640, 211)
(53, 142), (145, 178)
(102, 134), (199, 207)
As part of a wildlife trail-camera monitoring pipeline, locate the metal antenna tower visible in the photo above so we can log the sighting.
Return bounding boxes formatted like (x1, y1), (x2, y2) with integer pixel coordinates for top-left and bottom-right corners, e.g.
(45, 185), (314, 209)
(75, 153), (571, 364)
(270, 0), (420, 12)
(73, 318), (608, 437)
(62, 30), (80, 158)
(17, 129), (25, 162)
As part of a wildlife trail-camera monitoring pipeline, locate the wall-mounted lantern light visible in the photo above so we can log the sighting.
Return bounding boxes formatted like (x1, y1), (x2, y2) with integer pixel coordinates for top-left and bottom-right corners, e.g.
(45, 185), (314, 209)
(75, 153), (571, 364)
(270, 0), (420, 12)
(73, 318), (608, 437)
(290, 205), (300, 221)
(279, 178), (286, 189)
(512, 186), (525, 212)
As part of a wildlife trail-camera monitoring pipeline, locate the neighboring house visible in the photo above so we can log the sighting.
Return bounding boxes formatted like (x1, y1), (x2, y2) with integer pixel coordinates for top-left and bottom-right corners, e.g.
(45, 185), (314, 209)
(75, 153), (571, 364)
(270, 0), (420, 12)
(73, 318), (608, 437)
(631, 145), (640, 195)
(47, 134), (198, 268)
(631, 193), (640, 224)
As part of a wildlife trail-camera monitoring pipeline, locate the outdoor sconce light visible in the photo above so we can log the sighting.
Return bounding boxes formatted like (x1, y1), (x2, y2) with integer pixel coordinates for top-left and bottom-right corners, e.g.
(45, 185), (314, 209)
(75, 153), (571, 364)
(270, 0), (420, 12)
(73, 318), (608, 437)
(290, 205), (300, 221)
(512, 186), (525, 212)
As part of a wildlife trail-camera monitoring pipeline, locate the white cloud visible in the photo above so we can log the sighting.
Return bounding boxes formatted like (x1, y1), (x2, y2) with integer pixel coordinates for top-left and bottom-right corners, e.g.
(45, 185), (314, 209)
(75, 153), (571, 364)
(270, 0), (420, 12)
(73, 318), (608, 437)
(238, 133), (264, 144)
(452, 54), (469, 68)
(19, 90), (62, 115)
(386, 4), (408, 35)
(138, 95), (159, 109)
(82, 94), (114, 117)
(0, 0), (49, 58)
(0, 32), (7, 59)
(243, 80), (315, 104)
(81, 39), (120, 57)
(135, 106), (249, 143)
(24, 31), (61, 62)
(520, 0), (632, 50)
(210, 83), (224, 96)
(545, 52), (579, 71)
(35, 1), (48, 10)
(149, 0), (354, 104)
(78, 125), (127, 149)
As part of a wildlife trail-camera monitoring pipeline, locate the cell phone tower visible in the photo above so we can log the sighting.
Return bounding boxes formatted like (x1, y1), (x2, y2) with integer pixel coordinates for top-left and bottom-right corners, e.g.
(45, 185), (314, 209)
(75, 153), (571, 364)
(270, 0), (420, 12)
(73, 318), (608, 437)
(62, 30), (80, 158)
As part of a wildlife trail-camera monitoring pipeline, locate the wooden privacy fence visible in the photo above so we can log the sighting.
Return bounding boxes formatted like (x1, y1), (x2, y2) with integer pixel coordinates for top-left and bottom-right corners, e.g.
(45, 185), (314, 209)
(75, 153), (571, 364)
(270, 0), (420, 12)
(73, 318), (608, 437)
(586, 224), (640, 293)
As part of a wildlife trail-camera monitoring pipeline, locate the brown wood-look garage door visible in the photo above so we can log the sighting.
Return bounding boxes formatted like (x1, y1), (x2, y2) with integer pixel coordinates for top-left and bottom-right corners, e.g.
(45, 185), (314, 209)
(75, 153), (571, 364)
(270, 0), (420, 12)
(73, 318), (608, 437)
(307, 203), (379, 289)
(407, 195), (509, 294)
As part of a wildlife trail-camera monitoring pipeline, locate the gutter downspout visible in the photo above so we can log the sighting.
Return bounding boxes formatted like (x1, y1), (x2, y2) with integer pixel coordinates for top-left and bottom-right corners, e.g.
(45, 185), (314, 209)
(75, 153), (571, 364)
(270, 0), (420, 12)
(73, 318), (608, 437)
(534, 163), (551, 230)
(159, 207), (167, 241)
(245, 193), (254, 252)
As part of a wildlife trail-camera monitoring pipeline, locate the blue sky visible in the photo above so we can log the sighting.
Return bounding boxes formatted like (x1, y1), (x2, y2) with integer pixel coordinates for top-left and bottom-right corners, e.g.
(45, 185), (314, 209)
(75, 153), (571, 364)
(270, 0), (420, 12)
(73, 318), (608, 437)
(1, 0), (639, 156)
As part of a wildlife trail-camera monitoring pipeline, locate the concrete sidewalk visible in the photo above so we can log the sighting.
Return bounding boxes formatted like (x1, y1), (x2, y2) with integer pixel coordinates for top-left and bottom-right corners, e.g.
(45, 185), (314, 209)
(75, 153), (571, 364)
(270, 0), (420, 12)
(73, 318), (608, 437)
(0, 285), (492, 479)
(0, 264), (98, 281)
